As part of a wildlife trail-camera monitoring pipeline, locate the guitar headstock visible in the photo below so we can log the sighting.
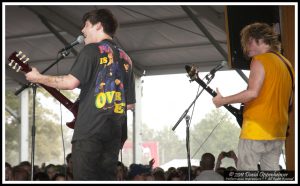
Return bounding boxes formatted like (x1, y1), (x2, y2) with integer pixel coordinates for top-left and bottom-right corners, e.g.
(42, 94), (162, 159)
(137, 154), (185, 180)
(8, 51), (31, 73)
(185, 64), (199, 81)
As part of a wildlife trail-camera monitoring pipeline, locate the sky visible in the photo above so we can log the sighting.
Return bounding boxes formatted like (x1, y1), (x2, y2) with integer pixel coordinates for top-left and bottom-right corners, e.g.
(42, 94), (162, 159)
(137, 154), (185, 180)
(141, 69), (249, 139)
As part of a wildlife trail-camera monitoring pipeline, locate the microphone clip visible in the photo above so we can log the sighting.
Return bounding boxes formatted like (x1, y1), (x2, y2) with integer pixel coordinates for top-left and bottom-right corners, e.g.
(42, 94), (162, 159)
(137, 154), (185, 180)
(60, 49), (71, 57)
(205, 72), (215, 81)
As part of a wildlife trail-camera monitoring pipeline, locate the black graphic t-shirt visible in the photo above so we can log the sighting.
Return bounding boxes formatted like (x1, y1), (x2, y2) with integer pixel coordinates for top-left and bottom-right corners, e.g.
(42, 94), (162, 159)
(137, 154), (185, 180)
(69, 40), (135, 142)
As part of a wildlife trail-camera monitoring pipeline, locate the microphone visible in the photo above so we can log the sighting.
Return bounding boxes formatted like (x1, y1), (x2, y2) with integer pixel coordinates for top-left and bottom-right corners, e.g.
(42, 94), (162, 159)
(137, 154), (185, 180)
(58, 35), (85, 53)
(205, 61), (226, 81)
(208, 61), (227, 75)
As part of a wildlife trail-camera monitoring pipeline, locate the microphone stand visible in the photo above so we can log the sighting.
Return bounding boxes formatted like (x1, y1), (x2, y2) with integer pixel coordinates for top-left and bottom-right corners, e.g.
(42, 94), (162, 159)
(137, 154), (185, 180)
(185, 115), (191, 181)
(30, 83), (37, 181)
(172, 72), (214, 131)
(14, 50), (71, 180)
(172, 71), (215, 180)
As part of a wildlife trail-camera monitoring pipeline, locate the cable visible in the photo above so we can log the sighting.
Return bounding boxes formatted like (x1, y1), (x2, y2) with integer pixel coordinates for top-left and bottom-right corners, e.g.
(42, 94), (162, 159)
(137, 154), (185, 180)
(189, 71), (214, 130)
(59, 102), (67, 180)
(191, 113), (227, 159)
(187, 72), (220, 158)
(189, 84), (201, 132)
(56, 53), (67, 180)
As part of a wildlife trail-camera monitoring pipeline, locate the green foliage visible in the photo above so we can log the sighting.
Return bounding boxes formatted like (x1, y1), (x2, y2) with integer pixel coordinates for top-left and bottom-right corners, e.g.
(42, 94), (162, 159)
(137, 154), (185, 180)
(190, 109), (240, 168)
(5, 120), (20, 166)
(5, 88), (75, 166)
(142, 124), (186, 164)
(139, 109), (240, 168)
(5, 90), (22, 165)
(39, 88), (79, 103)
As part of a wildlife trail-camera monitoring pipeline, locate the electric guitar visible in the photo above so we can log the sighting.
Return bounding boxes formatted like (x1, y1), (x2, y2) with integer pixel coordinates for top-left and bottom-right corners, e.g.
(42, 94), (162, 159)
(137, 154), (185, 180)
(8, 51), (77, 129)
(185, 65), (243, 127)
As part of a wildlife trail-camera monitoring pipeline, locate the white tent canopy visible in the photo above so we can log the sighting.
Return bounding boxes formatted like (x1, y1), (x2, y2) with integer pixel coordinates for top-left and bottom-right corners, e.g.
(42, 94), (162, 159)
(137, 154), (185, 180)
(5, 3), (237, 89)
(4, 3), (248, 166)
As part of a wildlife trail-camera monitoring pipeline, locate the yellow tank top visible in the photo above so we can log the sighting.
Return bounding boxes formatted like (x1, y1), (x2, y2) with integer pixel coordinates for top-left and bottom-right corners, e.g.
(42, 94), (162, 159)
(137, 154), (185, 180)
(240, 52), (294, 140)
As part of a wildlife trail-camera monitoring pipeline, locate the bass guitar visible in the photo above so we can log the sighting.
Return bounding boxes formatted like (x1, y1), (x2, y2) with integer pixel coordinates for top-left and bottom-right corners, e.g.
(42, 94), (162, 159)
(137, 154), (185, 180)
(8, 51), (77, 129)
(185, 65), (243, 127)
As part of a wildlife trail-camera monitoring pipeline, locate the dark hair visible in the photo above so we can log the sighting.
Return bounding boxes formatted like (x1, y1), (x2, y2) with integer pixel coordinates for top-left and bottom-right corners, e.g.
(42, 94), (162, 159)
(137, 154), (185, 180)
(127, 164), (151, 180)
(5, 162), (12, 168)
(200, 153), (215, 170)
(82, 9), (118, 37)
(33, 172), (50, 181)
(19, 161), (31, 167)
(66, 153), (72, 163)
(53, 173), (66, 181)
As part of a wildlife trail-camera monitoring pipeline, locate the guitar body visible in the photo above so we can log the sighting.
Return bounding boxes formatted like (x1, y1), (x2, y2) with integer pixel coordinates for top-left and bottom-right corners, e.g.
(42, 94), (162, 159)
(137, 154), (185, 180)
(185, 65), (244, 128)
(8, 51), (77, 129)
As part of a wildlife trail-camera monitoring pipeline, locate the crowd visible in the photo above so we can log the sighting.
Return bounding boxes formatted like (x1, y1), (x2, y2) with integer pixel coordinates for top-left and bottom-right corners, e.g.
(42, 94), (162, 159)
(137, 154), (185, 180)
(5, 151), (254, 181)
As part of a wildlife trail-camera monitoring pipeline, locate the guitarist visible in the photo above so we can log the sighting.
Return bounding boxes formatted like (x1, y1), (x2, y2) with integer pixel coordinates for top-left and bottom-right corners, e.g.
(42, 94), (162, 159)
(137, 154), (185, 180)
(212, 22), (294, 171)
(25, 9), (136, 180)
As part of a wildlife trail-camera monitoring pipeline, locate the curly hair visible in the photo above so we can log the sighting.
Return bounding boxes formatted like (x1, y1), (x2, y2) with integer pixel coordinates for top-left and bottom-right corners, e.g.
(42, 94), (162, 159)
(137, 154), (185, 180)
(240, 22), (281, 55)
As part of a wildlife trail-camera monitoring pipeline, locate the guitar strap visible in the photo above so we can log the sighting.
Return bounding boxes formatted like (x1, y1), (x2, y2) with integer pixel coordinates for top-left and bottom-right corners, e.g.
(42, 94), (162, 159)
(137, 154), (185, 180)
(269, 51), (294, 113)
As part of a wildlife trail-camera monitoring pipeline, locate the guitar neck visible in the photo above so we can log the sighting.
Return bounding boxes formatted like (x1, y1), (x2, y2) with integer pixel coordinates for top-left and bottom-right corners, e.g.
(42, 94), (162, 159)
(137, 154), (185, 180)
(8, 51), (78, 129)
(194, 77), (240, 118)
(39, 84), (75, 113)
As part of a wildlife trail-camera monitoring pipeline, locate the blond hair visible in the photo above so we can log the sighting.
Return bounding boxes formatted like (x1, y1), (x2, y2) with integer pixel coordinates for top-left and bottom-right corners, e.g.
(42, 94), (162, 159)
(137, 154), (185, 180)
(240, 22), (281, 55)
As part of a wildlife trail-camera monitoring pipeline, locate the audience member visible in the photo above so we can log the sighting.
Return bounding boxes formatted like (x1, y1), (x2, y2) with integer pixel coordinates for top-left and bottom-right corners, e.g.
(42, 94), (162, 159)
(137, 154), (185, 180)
(194, 153), (224, 181)
(5, 162), (13, 181)
(127, 163), (151, 181)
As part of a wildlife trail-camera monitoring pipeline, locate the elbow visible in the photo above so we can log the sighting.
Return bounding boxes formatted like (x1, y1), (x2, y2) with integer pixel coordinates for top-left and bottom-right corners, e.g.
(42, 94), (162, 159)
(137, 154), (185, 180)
(67, 84), (77, 90)
(248, 91), (259, 101)
(66, 75), (80, 90)
(67, 81), (80, 90)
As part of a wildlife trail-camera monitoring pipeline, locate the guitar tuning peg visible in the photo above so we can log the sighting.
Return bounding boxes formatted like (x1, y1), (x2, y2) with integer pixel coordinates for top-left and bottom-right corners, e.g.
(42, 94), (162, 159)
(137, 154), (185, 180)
(16, 51), (22, 57)
(16, 66), (22, 72)
(24, 58), (30, 63)
(12, 63), (18, 70)
(20, 54), (26, 60)
(8, 60), (14, 66)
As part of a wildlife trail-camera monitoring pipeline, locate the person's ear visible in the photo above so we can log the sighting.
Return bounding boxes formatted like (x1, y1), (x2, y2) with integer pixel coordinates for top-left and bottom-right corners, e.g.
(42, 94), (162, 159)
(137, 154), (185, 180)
(96, 22), (102, 31)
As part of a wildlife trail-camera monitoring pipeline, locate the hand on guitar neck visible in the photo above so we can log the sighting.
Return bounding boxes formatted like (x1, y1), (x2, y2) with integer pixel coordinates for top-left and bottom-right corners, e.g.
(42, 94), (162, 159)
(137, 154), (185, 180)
(212, 88), (224, 108)
(8, 51), (78, 129)
(185, 64), (244, 127)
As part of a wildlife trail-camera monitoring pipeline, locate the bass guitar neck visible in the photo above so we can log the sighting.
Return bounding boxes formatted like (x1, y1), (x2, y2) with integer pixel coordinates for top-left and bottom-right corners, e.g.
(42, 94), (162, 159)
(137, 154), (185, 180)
(185, 65), (243, 127)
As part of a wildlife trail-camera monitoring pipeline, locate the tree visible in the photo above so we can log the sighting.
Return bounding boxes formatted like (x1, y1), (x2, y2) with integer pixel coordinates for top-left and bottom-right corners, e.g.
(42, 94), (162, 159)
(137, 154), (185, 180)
(135, 109), (241, 168)
(190, 109), (240, 168)
(141, 123), (186, 165)
(5, 89), (21, 165)
(5, 88), (76, 166)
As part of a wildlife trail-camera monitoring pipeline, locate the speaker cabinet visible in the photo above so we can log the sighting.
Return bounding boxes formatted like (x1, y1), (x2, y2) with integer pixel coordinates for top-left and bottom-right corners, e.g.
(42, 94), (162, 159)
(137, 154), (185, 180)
(225, 6), (280, 70)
